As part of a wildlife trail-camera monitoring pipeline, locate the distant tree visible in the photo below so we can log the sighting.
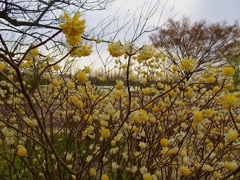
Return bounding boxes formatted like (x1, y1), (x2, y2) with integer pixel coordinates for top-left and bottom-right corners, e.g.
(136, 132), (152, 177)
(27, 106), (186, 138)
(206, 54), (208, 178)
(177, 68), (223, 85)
(150, 17), (240, 71)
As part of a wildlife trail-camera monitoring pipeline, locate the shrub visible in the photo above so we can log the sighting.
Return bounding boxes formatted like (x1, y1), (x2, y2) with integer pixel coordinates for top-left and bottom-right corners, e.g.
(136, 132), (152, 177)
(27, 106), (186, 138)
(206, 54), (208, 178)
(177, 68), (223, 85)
(0, 12), (239, 180)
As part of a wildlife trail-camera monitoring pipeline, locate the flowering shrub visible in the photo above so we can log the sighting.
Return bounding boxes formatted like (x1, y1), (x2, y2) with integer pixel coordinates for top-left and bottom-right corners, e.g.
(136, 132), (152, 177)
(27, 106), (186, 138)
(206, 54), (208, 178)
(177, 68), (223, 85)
(0, 12), (240, 180)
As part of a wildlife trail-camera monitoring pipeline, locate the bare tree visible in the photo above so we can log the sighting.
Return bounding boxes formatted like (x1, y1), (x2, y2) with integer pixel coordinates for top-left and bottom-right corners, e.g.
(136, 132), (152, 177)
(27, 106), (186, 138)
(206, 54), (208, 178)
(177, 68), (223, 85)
(0, 0), (114, 56)
(150, 17), (240, 71)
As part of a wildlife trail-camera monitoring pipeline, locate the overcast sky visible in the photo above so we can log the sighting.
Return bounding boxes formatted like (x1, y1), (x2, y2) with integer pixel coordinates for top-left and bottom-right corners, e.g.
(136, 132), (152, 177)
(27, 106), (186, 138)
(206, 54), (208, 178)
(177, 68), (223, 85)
(84, 0), (240, 43)
(110, 0), (240, 23)
(77, 0), (240, 70)
(167, 0), (240, 22)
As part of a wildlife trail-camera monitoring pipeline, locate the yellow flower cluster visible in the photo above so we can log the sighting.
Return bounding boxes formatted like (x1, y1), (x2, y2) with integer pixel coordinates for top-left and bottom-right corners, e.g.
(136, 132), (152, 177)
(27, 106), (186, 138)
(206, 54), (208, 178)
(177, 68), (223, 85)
(84, 114), (93, 124)
(89, 168), (96, 176)
(143, 173), (152, 180)
(179, 166), (191, 176)
(17, 145), (27, 157)
(30, 48), (39, 57)
(180, 57), (197, 71)
(224, 161), (238, 171)
(137, 45), (154, 60)
(225, 128), (238, 143)
(222, 94), (237, 109)
(60, 12), (86, 46)
(77, 71), (87, 83)
(101, 174), (109, 180)
(132, 109), (149, 124)
(115, 80), (124, 90)
(0, 62), (5, 71)
(101, 128), (111, 139)
(67, 81), (75, 90)
(160, 138), (169, 147)
(193, 111), (203, 123)
(221, 66), (234, 77)
(70, 43), (93, 57)
(107, 40), (125, 57)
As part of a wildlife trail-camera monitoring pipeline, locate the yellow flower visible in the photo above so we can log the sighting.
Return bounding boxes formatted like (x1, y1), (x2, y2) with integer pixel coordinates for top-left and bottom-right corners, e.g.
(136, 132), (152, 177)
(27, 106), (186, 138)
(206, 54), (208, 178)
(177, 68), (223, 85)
(205, 76), (215, 83)
(207, 142), (214, 148)
(77, 71), (87, 83)
(130, 74), (138, 82)
(213, 86), (220, 93)
(101, 174), (109, 180)
(17, 146), (27, 157)
(53, 64), (60, 71)
(221, 67), (234, 77)
(107, 40), (125, 57)
(84, 66), (91, 73)
(111, 162), (119, 170)
(172, 65), (178, 72)
(70, 43), (92, 57)
(193, 111), (203, 123)
(86, 126), (94, 134)
(30, 48), (39, 57)
(66, 153), (72, 161)
(180, 57), (197, 71)
(179, 166), (191, 176)
(84, 114), (93, 124)
(202, 164), (214, 172)
(139, 77), (147, 85)
(60, 12), (70, 21)
(80, 44), (93, 56)
(9, 117), (17, 124)
(100, 120), (108, 127)
(226, 128), (238, 143)
(143, 173), (152, 180)
(67, 81), (75, 90)
(115, 80), (124, 90)
(8, 75), (14, 81)
(52, 79), (59, 87)
(89, 168), (96, 176)
(0, 62), (5, 71)
(185, 86), (192, 98)
(161, 147), (173, 155)
(24, 54), (32, 61)
(139, 109), (148, 122)
(160, 138), (169, 147)
(142, 87), (151, 95)
(59, 12), (86, 46)
(213, 172), (222, 179)
(222, 94), (237, 109)
(139, 141), (147, 149)
(204, 109), (214, 118)
(236, 116), (240, 122)
(137, 45), (154, 60)
(101, 128), (111, 139)
(152, 106), (160, 113)
(224, 161), (238, 171)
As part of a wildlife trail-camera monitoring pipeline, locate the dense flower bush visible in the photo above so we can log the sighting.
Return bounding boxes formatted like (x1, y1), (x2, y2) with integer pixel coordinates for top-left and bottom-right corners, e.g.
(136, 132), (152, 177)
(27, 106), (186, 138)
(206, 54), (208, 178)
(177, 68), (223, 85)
(0, 12), (240, 180)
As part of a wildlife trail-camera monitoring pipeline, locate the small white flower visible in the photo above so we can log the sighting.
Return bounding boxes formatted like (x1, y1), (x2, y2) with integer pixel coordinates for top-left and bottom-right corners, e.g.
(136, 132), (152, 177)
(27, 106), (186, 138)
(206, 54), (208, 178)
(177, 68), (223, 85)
(140, 166), (148, 175)
(139, 141), (147, 149)
(131, 166), (138, 173)
(86, 155), (92, 163)
(124, 41), (137, 55)
(111, 162), (119, 171)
